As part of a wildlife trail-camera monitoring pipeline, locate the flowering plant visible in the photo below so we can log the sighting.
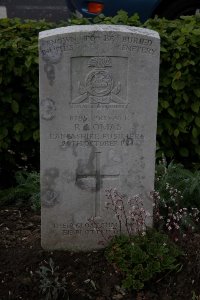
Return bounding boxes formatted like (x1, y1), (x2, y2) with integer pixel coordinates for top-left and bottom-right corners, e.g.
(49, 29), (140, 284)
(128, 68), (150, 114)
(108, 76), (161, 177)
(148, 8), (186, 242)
(105, 188), (150, 236)
(153, 160), (200, 241)
(88, 188), (151, 245)
(88, 188), (182, 291)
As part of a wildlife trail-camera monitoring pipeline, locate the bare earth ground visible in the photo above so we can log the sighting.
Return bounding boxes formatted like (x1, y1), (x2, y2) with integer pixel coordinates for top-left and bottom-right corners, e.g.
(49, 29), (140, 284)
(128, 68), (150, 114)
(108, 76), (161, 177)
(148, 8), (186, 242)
(1, 207), (200, 300)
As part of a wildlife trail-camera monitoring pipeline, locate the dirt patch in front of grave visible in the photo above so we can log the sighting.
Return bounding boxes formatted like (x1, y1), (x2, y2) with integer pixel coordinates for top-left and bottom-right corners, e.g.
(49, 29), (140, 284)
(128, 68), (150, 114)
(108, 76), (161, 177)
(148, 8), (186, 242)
(0, 206), (200, 300)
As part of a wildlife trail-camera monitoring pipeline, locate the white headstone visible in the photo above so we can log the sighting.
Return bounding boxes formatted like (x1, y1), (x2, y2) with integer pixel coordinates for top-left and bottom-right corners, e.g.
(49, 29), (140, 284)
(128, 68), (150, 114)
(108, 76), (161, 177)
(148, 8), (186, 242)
(0, 6), (7, 19)
(39, 25), (160, 251)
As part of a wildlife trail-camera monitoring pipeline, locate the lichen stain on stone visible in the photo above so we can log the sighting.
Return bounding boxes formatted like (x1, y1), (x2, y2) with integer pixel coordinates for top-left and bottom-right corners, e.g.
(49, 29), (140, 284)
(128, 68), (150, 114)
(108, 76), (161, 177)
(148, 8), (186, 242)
(40, 40), (63, 64)
(41, 168), (60, 207)
(43, 168), (59, 186)
(44, 63), (55, 86)
(41, 189), (59, 208)
(61, 170), (76, 184)
(40, 40), (63, 86)
(108, 149), (122, 163)
(75, 144), (98, 191)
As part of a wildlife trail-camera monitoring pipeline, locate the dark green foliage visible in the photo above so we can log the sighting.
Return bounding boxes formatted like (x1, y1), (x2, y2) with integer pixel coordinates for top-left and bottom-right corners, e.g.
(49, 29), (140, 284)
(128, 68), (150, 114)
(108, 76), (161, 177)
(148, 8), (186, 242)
(0, 18), (65, 179)
(0, 170), (40, 210)
(105, 229), (182, 290)
(145, 15), (200, 162)
(92, 10), (141, 26)
(0, 12), (200, 178)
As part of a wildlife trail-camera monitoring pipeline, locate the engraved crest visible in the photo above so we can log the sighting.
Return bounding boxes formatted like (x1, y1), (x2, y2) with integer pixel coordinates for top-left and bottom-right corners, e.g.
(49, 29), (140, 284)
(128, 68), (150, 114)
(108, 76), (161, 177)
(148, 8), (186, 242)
(86, 69), (113, 96)
(72, 57), (125, 104)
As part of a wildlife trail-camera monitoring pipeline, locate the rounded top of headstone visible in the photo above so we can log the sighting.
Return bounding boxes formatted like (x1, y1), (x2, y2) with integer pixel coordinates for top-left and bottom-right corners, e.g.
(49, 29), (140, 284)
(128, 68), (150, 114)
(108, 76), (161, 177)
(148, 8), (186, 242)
(39, 25), (160, 40)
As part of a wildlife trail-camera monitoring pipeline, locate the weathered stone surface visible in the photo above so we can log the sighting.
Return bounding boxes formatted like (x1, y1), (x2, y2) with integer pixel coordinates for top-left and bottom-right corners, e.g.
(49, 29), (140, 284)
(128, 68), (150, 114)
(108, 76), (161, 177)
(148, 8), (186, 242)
(39, 25), (160, 251)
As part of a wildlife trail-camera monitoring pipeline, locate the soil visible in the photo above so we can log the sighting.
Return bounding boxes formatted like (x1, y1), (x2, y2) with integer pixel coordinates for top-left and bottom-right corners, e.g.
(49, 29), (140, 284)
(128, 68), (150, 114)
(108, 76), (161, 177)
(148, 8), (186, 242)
(1, 206), (200, 300)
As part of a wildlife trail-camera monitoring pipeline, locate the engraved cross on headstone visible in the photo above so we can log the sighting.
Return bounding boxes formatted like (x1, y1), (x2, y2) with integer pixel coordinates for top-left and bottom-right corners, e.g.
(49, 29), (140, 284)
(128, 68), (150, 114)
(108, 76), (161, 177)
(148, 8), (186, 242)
(76, 152), (119, 217)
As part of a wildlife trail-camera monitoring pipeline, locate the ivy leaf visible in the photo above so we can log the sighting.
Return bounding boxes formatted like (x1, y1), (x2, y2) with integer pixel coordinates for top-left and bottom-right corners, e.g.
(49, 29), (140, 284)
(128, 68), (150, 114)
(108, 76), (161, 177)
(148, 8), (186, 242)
(33, 130), (39, 141)
(34, 57), (39, 64)
(174, 71), (182, 80)
(183, 93), (189, 102)
(179, 148), (189, 157)
(14, 134), (20, 142)
(192, 127), (199, 139)
(194, 89), (200, 98)
(193, 29), (200, 35)
(0, 128), (8, 140)
(157, 127), (163, 135)
(178, 120), (187, 130)
(177, 36), (185, 45)
(183, 113), (194, 122)
(161, 100), (169, 109)
(195, 145), (200, 156)
(167, 108), (176, 118)
(191, 102), (200, 113)
(172, 80), (185, 91)
(176, 63), (182, 70)
(195, 117), (200, 128)
(14, 122), (24, 133)
(11, 100), (19, 114)
(160, 46), (168, 53)
(25, 56), (32, 68)
(174, 129), (179, 137)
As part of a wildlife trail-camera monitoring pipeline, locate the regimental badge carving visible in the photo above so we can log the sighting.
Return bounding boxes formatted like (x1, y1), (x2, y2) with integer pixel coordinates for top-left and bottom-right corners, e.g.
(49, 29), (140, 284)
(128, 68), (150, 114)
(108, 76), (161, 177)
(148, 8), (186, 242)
(72, 56), (126, 104)
(41, 98), (56, 120)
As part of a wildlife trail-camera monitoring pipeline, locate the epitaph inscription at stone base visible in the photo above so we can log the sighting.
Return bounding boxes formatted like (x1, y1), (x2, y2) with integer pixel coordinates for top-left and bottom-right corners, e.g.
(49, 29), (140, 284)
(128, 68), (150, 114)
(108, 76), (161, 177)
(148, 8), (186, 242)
(39, 25), (160, 251)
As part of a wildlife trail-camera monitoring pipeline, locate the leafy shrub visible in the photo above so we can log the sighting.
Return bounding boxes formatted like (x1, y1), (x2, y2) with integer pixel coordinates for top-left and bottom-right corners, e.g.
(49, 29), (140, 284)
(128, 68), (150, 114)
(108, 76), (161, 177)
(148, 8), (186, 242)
(89, 188), (150, 246)
(105, 229), (182, 290)
(37, 258), (69, 300)
(0, 170), (40, 209)
(0, 19), (58, 179)
(145, 15), (200, 162)
(0, 12), (200, 180)
(0, 17), (91, 185)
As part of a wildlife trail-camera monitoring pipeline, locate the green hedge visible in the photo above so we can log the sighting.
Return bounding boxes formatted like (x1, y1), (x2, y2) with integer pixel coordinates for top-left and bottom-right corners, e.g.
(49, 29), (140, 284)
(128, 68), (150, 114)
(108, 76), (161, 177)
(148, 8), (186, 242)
(0, 12), (200, 179)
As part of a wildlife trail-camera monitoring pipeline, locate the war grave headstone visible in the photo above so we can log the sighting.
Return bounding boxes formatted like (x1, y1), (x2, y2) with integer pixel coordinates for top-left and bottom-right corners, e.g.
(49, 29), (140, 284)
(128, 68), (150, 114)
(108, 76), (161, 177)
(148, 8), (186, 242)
(39, 25), (160, 251)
